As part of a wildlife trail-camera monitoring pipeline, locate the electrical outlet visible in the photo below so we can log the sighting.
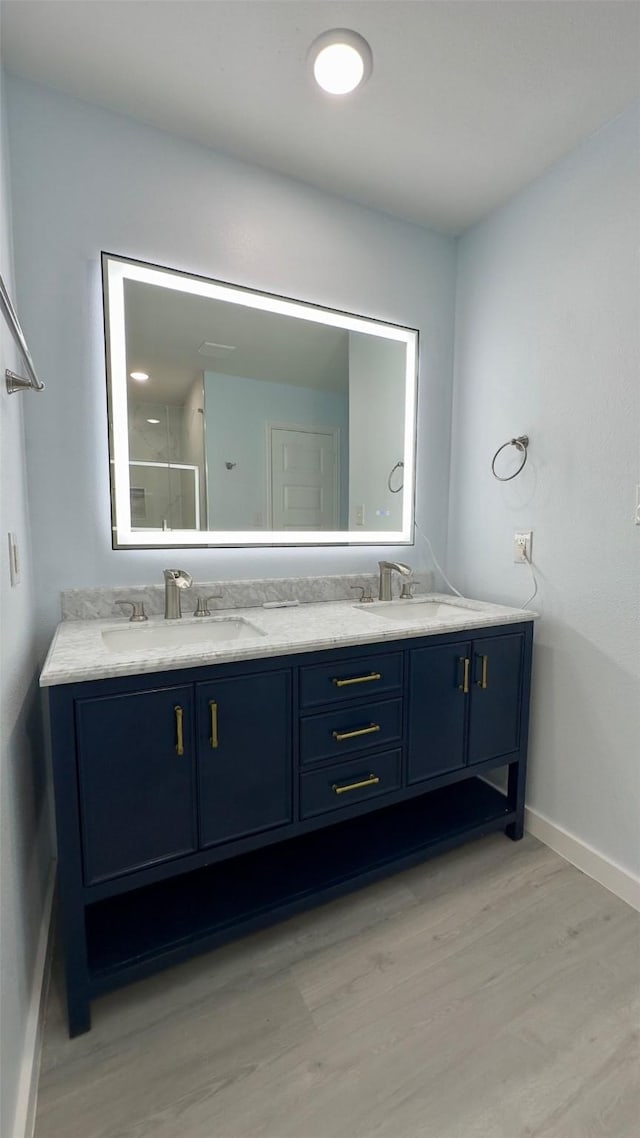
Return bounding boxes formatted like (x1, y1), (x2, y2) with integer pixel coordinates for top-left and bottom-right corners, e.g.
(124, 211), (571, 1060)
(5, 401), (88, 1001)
(355, 504), (365, 526)
(8, 532), (20, 586)
(513, 531), (532, 564)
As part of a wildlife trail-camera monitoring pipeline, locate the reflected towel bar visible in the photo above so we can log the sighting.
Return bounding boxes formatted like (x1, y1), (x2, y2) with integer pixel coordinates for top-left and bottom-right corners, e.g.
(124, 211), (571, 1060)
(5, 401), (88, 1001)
(1, 272), (45, 393)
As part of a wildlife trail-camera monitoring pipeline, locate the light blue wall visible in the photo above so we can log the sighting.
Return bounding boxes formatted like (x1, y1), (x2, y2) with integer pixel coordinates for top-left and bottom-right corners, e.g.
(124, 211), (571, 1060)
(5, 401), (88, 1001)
(204, 372), (348, 529)
(0, 63), (52, 1138)
(448, 102), (640, 878)
(7, 77), (457, 651)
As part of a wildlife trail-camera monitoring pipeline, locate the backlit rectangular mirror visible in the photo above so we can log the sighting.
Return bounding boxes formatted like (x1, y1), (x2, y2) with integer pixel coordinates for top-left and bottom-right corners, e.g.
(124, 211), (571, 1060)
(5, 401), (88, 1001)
(103, 253), (418, 547)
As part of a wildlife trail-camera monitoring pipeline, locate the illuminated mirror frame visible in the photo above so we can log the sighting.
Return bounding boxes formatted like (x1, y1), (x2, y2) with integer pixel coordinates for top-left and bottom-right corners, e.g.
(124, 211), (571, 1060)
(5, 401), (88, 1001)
(103, 253), (418, 548)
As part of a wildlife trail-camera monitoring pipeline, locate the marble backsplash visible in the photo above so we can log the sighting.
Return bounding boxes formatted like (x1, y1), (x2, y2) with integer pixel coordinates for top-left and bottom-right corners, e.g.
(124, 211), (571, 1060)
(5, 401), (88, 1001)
(61, 571), (434, 621)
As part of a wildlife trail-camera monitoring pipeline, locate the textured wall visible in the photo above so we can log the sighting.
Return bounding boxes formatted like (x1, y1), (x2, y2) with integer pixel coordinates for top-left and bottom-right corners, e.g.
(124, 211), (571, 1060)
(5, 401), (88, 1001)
(6, 77), (456, 654)
(448, 103), (640, 877)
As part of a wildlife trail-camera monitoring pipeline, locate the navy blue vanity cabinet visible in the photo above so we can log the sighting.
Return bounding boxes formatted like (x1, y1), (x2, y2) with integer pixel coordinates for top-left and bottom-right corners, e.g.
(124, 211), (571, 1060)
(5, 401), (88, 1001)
(45, 619), (533, 1038)
(76, 685), (198, 885)
(300, 749), (403, 819)
(299, 651), (403, 709)
(407, 641), (470, 782)
(196, 670), (292, 847)
(407, 628), (528, 785)
(467, 632), (524, 765)
(298, 650), (404, 820)
(300, 698), (403, 765)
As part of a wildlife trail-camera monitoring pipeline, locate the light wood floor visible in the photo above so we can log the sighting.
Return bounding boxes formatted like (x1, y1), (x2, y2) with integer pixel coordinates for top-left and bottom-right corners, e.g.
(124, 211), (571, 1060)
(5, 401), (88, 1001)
(35, 835), (640, 1138)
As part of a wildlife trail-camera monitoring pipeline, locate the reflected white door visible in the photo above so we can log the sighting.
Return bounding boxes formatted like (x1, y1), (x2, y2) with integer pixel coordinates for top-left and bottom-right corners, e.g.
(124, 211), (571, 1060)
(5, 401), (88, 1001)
(268, 425), (338, 530)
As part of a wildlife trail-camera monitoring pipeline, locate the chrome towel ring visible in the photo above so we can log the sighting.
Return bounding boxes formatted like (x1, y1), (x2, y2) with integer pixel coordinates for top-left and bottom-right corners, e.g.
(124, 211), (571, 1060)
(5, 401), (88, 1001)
(491, 435), (529, 482)
(387, 460), (404, 493)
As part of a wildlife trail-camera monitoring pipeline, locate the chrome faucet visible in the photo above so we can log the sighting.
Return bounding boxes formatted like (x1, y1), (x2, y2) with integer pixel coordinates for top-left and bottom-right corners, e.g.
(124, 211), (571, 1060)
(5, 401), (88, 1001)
(378, 560), (412, 601)
(163, 569), (193, 619)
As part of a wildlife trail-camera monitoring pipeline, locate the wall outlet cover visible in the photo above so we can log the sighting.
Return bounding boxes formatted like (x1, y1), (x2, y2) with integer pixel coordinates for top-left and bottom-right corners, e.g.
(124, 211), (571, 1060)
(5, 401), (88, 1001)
(513, 531), (533, 563)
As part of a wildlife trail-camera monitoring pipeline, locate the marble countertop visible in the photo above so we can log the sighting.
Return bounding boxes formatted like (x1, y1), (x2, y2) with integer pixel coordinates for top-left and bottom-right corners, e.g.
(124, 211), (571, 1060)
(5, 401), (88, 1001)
(40, 593), (537, 687)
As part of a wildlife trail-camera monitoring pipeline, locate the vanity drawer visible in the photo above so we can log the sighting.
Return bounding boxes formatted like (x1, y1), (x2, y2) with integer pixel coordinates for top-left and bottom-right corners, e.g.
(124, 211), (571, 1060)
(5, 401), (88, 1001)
(299, 651), (403, 709)
(300, 698), (403, 765)
(300, 749), (402, 819)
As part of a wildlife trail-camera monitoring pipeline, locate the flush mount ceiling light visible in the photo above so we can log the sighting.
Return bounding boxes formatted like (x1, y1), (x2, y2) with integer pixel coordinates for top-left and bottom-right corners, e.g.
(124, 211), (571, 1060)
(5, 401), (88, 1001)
(308, 29), (373, 95)
(130, 370), (149, 381)
(146, 418), (160, 424)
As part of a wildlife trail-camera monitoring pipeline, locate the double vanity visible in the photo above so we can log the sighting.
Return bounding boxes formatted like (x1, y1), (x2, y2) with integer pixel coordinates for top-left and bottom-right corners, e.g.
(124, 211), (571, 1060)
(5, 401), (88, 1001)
(42, 574), (535, 1036)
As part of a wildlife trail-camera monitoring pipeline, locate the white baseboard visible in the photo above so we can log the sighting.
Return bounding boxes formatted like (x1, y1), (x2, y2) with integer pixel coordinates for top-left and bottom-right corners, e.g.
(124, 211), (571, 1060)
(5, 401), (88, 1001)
(11, 861), (56, 1138)
(525, 807), (640, 912)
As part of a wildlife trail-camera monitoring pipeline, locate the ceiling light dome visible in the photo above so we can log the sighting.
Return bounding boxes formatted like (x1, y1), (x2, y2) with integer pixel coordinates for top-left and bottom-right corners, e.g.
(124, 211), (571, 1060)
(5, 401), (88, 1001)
(308, 29), (373, 95)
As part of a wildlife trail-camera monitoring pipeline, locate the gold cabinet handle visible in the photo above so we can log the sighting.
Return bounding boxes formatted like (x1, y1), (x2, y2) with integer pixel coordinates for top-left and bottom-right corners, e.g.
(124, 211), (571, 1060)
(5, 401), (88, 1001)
(476, 655), (489, 689)
(458, 657), (470, 694)
(174, 705), (184, 756)
(332, 774), (380, 795)
(332, 724), (381, 743)
(332, 671), (382, 688)
(209, 700), (219, 748)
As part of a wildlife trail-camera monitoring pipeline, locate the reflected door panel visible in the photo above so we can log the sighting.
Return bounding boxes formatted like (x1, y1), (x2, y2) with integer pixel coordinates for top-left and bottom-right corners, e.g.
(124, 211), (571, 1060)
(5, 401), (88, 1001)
(270, 427), (337, 530)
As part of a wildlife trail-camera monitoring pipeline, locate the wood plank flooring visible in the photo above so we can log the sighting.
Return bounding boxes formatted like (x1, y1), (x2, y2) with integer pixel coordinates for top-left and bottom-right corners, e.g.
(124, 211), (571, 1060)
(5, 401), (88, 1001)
(35, 835), (640, 1138)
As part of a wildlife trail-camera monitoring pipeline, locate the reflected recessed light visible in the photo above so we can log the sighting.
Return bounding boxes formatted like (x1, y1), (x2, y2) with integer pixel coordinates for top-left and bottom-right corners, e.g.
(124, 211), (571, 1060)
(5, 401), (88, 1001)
(146, 418), (160, 424)
(130, 371), (149, 382)
(308, 29), (372, 95)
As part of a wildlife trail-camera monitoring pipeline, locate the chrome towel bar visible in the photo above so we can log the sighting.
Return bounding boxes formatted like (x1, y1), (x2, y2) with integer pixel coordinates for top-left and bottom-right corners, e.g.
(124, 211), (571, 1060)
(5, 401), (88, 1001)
(0, 272), (44, 393)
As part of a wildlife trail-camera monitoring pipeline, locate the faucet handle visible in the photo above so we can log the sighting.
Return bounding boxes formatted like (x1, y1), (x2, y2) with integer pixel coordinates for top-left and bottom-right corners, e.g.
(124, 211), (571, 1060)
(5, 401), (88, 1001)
(350, 585), (374, 604)
(399, 581), (416, 600)
(193, 593), (223, 617)
(116, 600), (148, 622)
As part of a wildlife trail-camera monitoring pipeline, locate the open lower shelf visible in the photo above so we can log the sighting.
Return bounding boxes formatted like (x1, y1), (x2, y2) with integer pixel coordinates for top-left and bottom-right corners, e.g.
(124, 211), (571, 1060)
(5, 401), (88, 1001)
(86, 778), (514, 991)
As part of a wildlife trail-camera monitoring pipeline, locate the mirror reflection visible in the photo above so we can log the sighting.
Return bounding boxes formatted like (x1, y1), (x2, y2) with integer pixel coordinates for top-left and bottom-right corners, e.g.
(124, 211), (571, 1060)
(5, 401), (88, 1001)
(104, 255), (418, 547)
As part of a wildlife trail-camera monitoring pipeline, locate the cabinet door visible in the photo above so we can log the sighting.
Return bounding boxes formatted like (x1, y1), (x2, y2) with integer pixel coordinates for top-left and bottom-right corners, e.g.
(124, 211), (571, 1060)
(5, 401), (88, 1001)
(407, 642), (469, 783)
(76, 686), (197, 884)
(197, 670), (292, 848)
(468, 633), (524, 765)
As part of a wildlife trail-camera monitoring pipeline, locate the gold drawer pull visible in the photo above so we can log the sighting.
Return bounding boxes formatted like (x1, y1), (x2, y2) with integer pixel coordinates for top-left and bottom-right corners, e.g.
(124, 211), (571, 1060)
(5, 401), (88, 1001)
(458, 657), (470, 694)
(332, 671), (382, 688)
(209, 700), (219, 748)
(174, 705), (184, 756)
(476, 655), (489, 689)
(332, 774), (380, 795)
(332, 724), (380, 743)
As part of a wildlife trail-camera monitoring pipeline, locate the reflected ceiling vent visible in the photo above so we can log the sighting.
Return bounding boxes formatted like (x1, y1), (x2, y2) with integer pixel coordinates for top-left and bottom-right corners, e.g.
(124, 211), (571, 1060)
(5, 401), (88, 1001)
(197, 340), (236, 358)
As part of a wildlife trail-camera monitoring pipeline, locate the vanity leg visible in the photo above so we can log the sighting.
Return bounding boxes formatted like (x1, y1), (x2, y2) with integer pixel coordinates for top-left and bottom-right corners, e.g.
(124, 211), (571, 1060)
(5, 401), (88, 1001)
(506, 817), (525, 842)
(67, 987), (92, 1037)
(505, 759), (526, 841)
(58, 894), (92, 1036)
(47, 692), (94, 1036)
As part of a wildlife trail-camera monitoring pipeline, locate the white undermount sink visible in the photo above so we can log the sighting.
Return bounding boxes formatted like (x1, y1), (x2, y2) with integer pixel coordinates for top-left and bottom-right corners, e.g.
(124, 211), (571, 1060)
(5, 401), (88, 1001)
(102, 617), (265, 654)
(355, 599), (477, 623)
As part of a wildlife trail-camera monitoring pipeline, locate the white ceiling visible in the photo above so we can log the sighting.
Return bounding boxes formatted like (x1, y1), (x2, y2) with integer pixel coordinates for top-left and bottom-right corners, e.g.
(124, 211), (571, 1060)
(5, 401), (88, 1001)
(2, 1), (639, 234)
